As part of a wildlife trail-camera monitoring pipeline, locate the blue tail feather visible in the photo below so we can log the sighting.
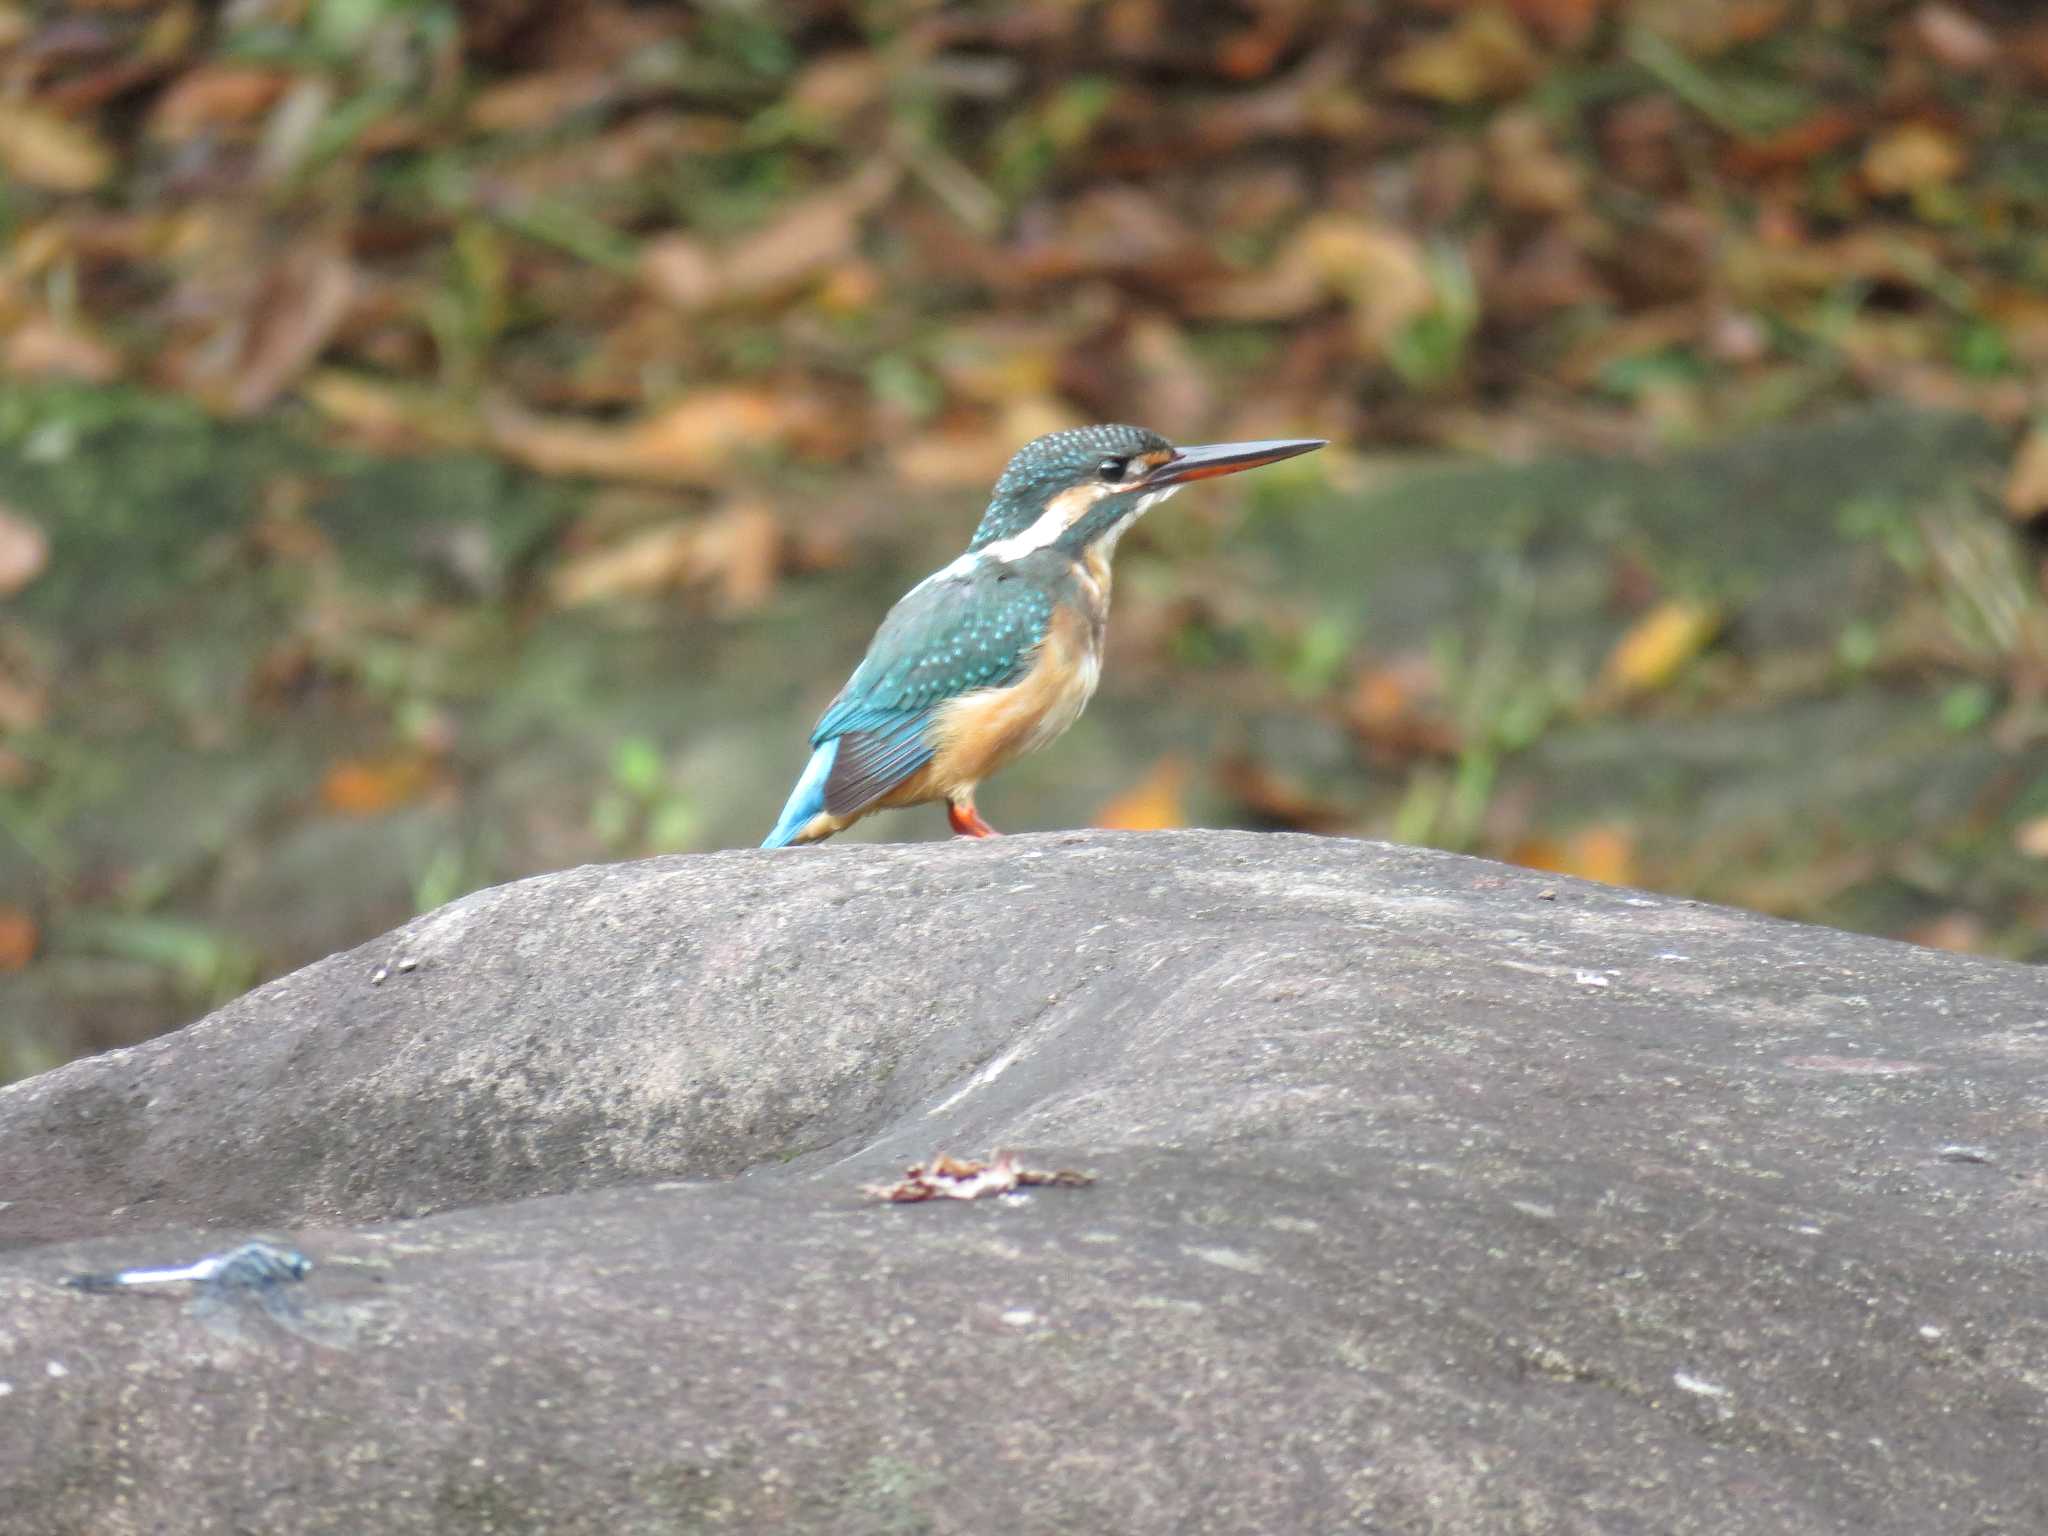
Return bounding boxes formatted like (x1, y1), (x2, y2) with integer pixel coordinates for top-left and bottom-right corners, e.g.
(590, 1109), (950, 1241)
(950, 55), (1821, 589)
(762, 739), (839, 848)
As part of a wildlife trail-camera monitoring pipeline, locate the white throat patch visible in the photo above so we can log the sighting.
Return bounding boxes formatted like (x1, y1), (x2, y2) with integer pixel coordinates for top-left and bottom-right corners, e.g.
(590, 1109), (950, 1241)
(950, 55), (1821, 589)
(1097, 484), (1179, 561)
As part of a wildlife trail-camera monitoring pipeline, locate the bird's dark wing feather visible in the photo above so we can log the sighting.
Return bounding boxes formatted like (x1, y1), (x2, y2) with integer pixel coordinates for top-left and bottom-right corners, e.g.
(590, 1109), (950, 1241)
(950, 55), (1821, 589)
(823, 716), (936, 817)
(813, 566), (1055, 816)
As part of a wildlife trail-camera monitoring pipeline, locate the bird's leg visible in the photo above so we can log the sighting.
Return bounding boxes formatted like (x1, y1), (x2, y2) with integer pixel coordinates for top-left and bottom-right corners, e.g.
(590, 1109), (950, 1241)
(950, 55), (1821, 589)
(947, 798), (1000, 839)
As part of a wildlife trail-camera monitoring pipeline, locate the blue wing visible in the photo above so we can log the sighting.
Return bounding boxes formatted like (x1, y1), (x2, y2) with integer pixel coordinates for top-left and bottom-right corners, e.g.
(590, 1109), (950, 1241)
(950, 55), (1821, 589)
(810, 564), (1054, 818)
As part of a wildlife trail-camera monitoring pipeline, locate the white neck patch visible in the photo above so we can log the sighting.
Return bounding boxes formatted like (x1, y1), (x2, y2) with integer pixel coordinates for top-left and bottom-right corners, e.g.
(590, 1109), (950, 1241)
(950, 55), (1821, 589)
(977, 481), (1181, 566)
(978, 483), (1102, 563)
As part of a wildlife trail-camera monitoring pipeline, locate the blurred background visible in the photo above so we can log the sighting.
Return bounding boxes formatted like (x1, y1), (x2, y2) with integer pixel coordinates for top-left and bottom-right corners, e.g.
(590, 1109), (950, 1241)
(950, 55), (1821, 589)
(2, 0), (2046, 1078)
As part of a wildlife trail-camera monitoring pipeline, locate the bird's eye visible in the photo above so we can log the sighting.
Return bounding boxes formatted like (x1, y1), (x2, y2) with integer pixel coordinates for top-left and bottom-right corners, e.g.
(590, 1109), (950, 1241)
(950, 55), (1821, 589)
(1096, 456), (1130, 483)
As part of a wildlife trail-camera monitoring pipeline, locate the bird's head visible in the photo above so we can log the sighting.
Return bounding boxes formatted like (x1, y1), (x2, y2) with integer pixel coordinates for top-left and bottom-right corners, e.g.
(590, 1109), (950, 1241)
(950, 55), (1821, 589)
(966, 424), (1325, 561)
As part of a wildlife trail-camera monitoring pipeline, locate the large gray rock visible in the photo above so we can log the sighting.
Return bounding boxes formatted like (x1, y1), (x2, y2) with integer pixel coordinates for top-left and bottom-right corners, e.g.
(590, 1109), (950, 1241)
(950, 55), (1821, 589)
(2, 831), (2044, 1533)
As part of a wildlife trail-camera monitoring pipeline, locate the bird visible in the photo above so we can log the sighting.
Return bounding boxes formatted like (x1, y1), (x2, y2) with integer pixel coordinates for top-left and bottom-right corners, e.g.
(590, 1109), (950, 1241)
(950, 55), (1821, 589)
(763, 424), (1326, 847)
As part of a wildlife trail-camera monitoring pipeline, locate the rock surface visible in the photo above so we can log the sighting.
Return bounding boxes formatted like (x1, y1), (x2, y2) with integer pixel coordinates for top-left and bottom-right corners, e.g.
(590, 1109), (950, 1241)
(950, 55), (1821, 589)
(3, 831), (2045, 1533)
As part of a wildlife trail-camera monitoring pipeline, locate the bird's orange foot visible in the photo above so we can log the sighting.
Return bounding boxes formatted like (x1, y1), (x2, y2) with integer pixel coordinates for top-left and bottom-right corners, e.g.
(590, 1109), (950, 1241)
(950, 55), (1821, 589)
(947, 802), (1000, 839)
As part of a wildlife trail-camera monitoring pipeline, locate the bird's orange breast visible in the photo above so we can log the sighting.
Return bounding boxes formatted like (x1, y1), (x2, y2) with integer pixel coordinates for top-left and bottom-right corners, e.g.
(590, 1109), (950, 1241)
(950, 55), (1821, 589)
(920, 602), (1102, 797)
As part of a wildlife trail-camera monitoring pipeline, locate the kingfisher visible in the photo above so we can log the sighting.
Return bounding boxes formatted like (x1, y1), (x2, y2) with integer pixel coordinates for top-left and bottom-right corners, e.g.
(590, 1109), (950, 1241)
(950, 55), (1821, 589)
(763, 424), (1326, 847)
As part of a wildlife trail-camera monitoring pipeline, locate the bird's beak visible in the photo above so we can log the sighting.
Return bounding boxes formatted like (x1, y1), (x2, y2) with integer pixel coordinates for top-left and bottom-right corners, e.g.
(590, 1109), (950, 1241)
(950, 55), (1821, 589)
(1138, 437), (1327, 489)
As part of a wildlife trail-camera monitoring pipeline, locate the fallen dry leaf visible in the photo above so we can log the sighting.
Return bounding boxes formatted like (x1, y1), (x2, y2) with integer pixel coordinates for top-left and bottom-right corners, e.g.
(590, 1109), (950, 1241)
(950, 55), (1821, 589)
(1704, 306), (1770, 364)
(814, 259), (882, 317)
(1194, 214), (1434, 361)
(718, 162), (900, 306)
(1215, 6), (1306, 78)
(4, 317), (123, 383)
(896, 426), (1015, 490)
(1599, 92), (1685, 193)
(1486, 111), (1584, 216)
(1094, 755), (1190, 831)
(1178, 42), (1372, 153)
(1219, 755), (1352, 833)
(1862, 123), (1966, 196)
(2003, 427), (2048, 524)
(641, 163), (898, 313)
(1474, 221), (1609, 323)
(636, 237), (719, 310)
(1596, 599), (1722, 700)
(2015, 815), (2048, 860)
(1640, 0), (1792, 50)
(1510, 824), (1639, 887)
(1386, 8), (1540, 105)
(551, 498), (782, 613)
(1904, 912), (1989, 954)
(692, 499), (782, 611)
(865, 1152), (1096, 1203)
(1912, 4), (1996, 72)
(787, 51), (889, 124)
(227, 244), (356, 416)
(147, 66), (293, 139)
(1345, 659), (1462, 760)
(1124, 311), (1214, 429)
(488, 388), (833, 485)
(0, 906), (37, 972)
(0, 507), (51, 597)
(897, 399), (1081, 489)
(0, 665), (45, 731)
(1509, 0), (1603, 49)
(465, 70), (611, 134)
(0, 102), (114, 191)
(318, 752), (444, 817)
(1722, 850), (1878, 917)
(299, 370), (479, 452)
(548, 517), (693, 607)
(1720, 107), (1862, 178)
(928, 318), (1068, 406)
(1309, 219), (1438, 357)
(1982, 288), (2048, 368)
(247, 636), (319, 709)
(1014, 185), (1208, 284)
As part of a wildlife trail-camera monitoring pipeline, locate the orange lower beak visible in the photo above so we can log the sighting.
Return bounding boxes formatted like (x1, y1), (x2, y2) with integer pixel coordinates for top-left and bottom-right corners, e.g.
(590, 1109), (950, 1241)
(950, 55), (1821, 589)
(1141, 437), (1327, 488)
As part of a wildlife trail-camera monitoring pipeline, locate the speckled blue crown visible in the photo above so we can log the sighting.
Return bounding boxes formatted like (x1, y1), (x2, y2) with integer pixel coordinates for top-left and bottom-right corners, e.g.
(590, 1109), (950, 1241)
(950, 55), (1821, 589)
(967, 424), (1168, 550)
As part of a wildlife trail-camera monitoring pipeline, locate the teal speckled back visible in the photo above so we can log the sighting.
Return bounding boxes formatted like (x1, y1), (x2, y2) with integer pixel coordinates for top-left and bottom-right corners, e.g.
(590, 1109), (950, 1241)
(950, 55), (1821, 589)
(809, 551), (1097, 815)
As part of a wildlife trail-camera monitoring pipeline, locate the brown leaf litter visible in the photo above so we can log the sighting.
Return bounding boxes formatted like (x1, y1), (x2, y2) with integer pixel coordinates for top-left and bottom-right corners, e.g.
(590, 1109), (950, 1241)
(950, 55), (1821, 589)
(864, 1153), (1096, 1204)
